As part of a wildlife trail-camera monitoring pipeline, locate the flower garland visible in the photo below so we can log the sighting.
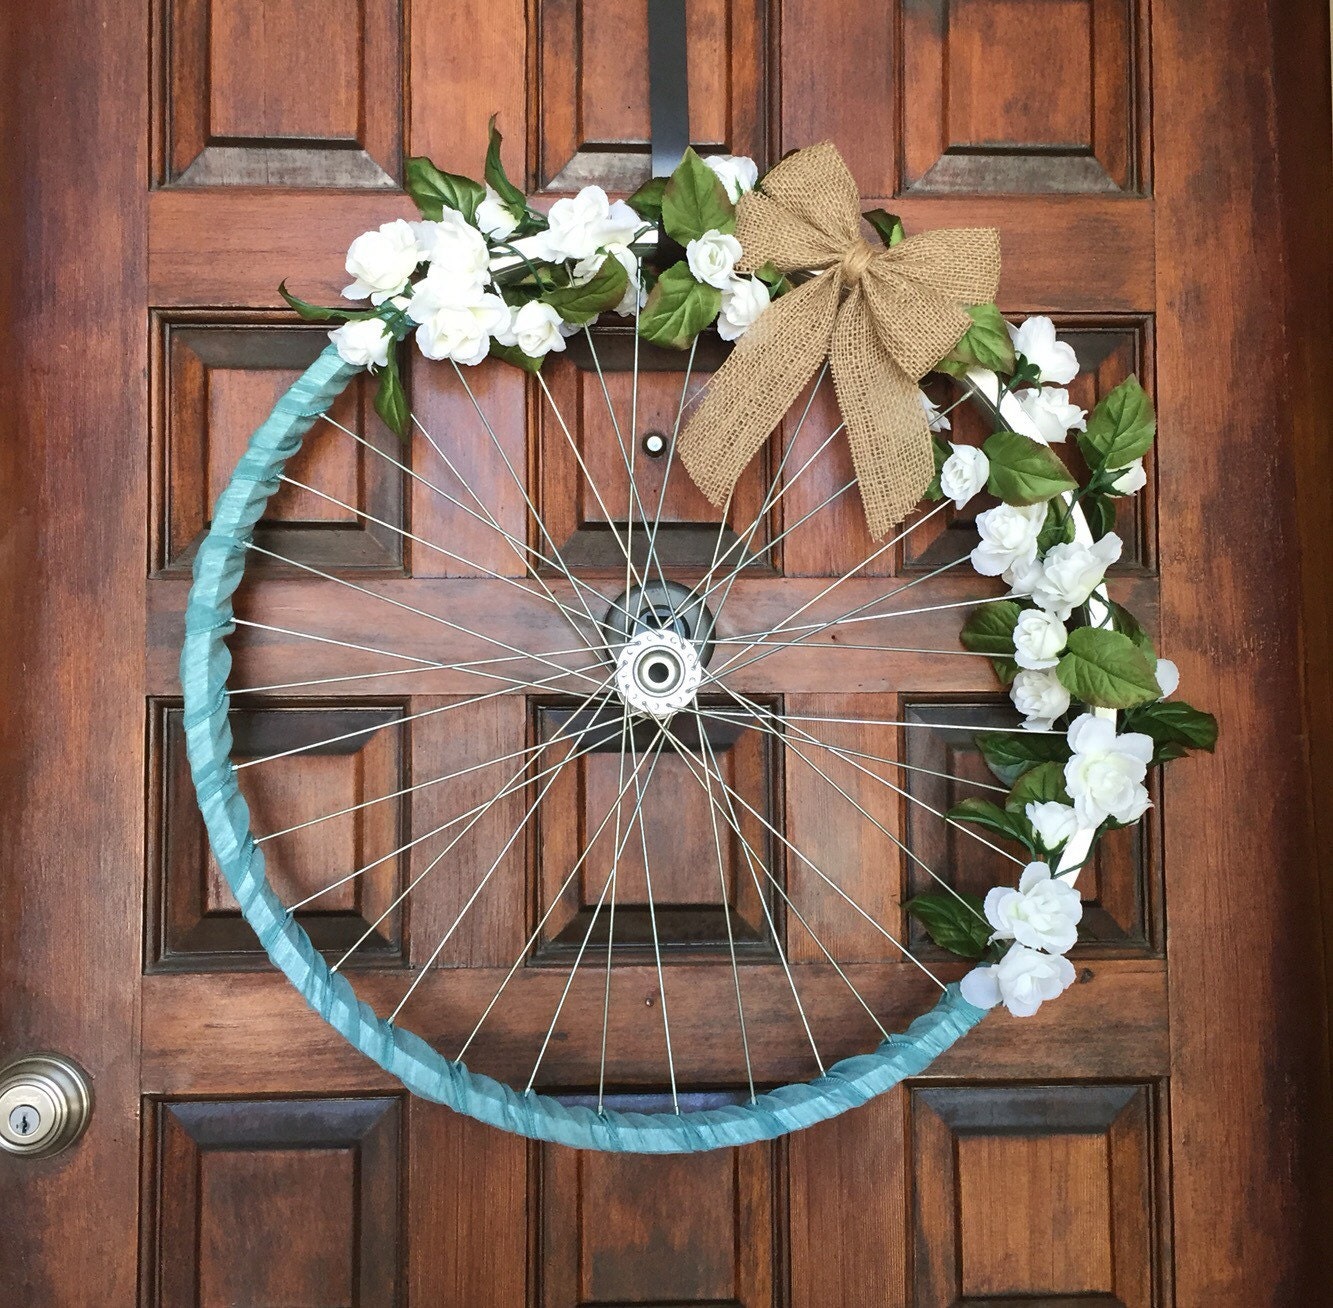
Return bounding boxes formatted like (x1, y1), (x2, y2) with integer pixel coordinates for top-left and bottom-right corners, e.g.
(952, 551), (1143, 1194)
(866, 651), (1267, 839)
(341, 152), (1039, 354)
(283, 119), (1217, 1023)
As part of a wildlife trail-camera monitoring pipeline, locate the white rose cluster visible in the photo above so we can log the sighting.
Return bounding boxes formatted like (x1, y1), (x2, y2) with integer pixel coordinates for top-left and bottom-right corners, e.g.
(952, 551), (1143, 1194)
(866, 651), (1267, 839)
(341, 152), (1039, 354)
(329, 178), (662, 370)
(1063, 712), (1152, 827)
(961, 861), (1082, 1017)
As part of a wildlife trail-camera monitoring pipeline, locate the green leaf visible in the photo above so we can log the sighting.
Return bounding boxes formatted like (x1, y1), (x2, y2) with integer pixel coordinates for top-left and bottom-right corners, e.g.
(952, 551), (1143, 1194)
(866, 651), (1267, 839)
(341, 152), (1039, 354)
(487, 339), (544, 374)
(991, 656), (1020, 686)
(1123, 699), (1219, 753)
(278, 280), (358, 322)
(960, 600), (1023, 656)
(1036, 495), (1077, 551)
(904, 892), (992, 960)
(373, 351), (408, 438)
(1078, 375), (1156, 470)
(543, 255), (629, 324)
(637, 261), (722, 349)
(983, 430), (1079, 505)
(752, 260), (793, 297)
(1082, 492), (1117, 541)
(938, 303), (1017, 376)
(1055, 627), (1161, 710)
(661, 147), (736, 244)
(863, 208), (905, 247)
(405, 156), (486, 224)
(975, 731), (1072, 786)
(484, 114), (528, 214)
(627, 176), (668, 223)
(1005, 761), (1071, 813)
(1106, 599), (1157, 665)
(947, 798), (1037, 854)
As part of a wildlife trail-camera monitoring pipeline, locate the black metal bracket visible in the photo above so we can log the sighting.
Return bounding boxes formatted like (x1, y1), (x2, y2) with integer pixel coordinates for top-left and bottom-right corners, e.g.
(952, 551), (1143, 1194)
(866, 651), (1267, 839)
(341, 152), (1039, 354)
(648, 0), (690, 177)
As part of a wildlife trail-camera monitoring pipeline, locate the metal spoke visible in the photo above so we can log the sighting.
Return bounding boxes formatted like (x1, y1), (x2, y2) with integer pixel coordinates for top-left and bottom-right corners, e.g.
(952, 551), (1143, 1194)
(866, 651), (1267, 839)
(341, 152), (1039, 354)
(694, 700), (997, 922)
(703, 501), (951, 682)
(639, 336), (699, 604)
(262, 731), (573, 847)
(324, 716), (612, 961)
(388, 701), (624, 1025)
(709, 688), (1026, 870)
(239, 540), (607, 693)
(525, 728), (670, 1095)
(286, 679), (615, 912)
(289, 722), (604, 919)
(456, 718), (671, 1065)
(536, 371), (648, 594)
(692, 716), (756, 1102)
(277, 473), (598, 629)
(690, 724), (891, 1043)
(628, 723), (679, 1110)
(698, 708), (1064, 736)
(664, 724), (824, 1074)
(687, 704), (1009, 795)
(323, 412), (602, 640)
(229, 619), (596, 696)
(435, 376), (635, 632)
(660, 718), (948, 991)
(597, 711), (634, 1111)
(669, 367), (832, 626)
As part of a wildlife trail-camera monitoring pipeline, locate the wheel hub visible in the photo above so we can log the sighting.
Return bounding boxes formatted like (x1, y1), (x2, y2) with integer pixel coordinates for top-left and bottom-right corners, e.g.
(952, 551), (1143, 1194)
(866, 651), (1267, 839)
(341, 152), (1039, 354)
(614, 628), (703, 718)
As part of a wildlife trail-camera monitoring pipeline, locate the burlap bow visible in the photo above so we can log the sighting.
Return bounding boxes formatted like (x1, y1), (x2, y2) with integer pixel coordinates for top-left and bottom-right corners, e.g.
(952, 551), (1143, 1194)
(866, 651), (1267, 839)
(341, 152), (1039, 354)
(677, 143), (1001, 537)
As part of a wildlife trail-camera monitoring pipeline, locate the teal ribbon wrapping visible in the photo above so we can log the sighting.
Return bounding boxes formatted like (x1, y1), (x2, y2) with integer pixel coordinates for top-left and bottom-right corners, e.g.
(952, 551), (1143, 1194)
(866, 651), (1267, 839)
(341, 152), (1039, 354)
(179, 341), (988, 1152)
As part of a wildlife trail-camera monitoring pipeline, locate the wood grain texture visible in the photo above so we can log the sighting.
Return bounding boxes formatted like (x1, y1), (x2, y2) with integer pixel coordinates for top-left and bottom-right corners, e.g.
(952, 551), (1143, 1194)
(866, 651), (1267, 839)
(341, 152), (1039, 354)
(140, 959), (1171, 1093)
(1154, 0), (1332, 1300)
(0, 1), (146, 1305)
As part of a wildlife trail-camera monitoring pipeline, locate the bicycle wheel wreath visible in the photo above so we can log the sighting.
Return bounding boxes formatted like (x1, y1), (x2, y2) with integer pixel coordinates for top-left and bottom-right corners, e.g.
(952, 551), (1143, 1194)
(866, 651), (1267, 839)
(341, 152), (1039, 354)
(181, 123), (1217, 1151)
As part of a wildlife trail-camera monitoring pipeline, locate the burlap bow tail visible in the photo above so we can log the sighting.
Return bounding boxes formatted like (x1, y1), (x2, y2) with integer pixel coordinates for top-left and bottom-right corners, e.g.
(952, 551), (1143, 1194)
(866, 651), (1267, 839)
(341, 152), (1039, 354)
(678, 143), (1001, 537)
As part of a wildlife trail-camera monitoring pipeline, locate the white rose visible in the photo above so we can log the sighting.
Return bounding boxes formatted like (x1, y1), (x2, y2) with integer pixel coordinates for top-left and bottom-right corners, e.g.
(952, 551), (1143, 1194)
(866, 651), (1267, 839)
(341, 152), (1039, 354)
(475, 185), (521, 241)
(342, 219), (423, 304)
(1030, 533), (1122, 620)
(1015, 387), (1087, 443)
(920, 389), (951, 432)
(703, 153), (759, 202)
(1155, 658), (1179, 698)
(1012, 608), (1067, 670)
(1005, 555), (1045, 599)
(1109, 459), (1147, 495)
(939, 443), (989, 510)
(717, 276), (770, 341)
(1026, 800), (1080, 852)
(1063, 713), (1153, 827)
(1007, 315), (1079, 385)
(971, 501), (1047, 577)
(408, 283), (511, 366)
(686, 229), (744, 289)
(328, 317), (392, 370)
(1011, 669), (1071, 732)
(412, 209), (492, 296)
(984, 861), (1083, 954)
(533, 187), (641, 262)
(493, 300), (567, 358)
(960, 944), (1077, 1018)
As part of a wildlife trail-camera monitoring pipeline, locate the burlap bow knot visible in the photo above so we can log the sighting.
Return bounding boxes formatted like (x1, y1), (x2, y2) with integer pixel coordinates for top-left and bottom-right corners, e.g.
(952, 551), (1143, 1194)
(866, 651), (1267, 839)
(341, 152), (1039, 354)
(677, 142), (1001, 537)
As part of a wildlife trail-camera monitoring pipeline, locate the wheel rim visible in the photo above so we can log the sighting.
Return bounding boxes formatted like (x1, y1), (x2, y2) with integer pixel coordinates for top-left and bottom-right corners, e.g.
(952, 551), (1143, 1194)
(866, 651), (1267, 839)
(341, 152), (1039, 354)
(178, 331), (1098, 1151)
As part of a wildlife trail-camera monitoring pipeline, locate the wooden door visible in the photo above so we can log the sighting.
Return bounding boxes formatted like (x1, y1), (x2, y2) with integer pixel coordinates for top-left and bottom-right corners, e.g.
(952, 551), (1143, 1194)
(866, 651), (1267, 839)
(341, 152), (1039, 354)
(3, 1), (1331, 1304)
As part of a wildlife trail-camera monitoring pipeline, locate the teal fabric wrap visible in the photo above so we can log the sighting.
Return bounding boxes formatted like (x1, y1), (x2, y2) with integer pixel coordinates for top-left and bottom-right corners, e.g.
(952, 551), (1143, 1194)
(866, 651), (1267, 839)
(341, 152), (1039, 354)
(179, 341), (988, 1152)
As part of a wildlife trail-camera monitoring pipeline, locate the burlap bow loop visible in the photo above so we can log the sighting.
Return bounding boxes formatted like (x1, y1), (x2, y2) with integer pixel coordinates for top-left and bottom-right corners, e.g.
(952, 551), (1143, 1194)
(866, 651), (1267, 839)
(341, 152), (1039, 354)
(677, 142), (1001, 537)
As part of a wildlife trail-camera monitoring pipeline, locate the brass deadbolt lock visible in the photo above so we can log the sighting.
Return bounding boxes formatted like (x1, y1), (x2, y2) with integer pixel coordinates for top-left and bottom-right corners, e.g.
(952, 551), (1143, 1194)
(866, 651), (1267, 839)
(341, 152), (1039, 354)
(0, 1054), (93, 1159)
